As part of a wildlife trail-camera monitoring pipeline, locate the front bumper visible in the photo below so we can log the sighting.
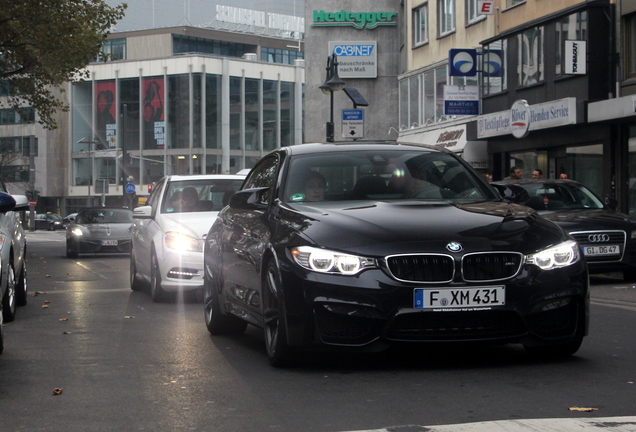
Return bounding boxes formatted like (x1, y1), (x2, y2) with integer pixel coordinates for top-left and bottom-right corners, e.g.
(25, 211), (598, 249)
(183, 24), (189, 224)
(157, 248), (204, 292)
(279, 258), (589, 350)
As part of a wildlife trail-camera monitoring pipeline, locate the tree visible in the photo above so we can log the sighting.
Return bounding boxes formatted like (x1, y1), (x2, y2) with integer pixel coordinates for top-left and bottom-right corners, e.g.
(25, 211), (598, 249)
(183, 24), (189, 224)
(0, 0), (127, 129)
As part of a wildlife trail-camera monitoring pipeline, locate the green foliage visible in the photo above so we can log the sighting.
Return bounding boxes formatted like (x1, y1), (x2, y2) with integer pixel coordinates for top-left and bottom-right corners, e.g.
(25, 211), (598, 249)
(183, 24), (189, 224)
(0, 0), (127, 129)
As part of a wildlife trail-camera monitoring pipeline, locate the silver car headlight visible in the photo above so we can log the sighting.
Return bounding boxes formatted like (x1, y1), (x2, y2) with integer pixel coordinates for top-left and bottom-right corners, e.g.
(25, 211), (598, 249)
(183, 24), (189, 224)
(70, 228), (83, 236)
(165, 232), (202, 252)
(291, 246), (376, 275)
(526, 240), (580, 270)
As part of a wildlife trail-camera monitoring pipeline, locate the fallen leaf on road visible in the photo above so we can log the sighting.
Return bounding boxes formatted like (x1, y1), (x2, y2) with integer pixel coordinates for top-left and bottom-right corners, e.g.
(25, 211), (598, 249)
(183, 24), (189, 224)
(569, 407), (598, 412)
(124, 316), (135, 319)
(46, 275), (51, 278)
(44, 300), (51, 304)
(63, 331), (71, 334)
(33, 292), (47, 296)
(59, 318), (69, 321)
(41, 305), (49, 308)
(52, 388), (63, 395)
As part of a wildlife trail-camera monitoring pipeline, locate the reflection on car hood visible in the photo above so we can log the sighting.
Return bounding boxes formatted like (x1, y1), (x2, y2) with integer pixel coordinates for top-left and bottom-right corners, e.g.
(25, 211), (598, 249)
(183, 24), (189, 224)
(161, 212), (220, 238)
(536, 208), (636, 231)
(284, 200), (565, 255)
(74, 223), (133, 238)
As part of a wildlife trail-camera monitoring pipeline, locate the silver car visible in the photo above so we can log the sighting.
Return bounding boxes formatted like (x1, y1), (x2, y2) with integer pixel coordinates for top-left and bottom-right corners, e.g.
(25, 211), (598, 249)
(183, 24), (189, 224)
(0, 185), (29, 355)
(66, 208), (133, 258)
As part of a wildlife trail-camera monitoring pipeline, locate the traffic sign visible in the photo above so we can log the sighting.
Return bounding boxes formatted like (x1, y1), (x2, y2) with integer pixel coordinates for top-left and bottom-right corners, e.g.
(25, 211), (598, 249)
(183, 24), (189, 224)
(125, 183), (136, 194)
(28, 199), (37, 207)
(341, 109), (364, 139)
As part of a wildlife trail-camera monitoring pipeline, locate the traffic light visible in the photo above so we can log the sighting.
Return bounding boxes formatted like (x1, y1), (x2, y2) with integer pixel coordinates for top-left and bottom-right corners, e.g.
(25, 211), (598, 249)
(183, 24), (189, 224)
(147, 184), (153, 193)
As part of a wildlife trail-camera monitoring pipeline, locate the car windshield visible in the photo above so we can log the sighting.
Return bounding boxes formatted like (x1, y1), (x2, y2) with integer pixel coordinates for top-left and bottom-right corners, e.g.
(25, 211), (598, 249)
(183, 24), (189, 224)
(502, 182), (605, 211)
(76, 209), (133, 224)
(49, 214), (62, 221)
(161, 179), (244, 214)
(283, 150), (494, 203)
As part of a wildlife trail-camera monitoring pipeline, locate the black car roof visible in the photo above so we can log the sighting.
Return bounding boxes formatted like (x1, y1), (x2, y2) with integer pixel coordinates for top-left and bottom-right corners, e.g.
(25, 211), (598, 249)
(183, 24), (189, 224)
(281, 142), (447, 156)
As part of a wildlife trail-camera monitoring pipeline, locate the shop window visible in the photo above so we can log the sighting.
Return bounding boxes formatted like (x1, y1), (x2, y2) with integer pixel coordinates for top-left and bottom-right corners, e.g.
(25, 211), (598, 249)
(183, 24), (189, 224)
(518, 26), (544, 87)
(438, 0), (455, 37)
(556, 11), (587, 76)
(413, 4), (428, 46)
(563, 144), (603, 197)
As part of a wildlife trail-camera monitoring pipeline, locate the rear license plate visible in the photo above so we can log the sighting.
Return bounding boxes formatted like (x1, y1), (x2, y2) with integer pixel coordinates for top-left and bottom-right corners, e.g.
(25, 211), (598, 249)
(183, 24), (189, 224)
(414, 287), (505, 309)
(583, 245), (620, 256)
(100, 240), (118, 246)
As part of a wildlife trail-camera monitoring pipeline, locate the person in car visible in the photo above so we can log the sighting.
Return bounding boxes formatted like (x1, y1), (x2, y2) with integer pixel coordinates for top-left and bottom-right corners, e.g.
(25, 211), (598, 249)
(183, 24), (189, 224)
(303, 172), (326, 202)
(172, 187), (202, 212)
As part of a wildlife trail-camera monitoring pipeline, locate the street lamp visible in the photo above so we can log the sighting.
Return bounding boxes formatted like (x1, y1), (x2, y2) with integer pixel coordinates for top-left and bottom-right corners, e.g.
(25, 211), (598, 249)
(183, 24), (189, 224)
(320, 53), (346, 142)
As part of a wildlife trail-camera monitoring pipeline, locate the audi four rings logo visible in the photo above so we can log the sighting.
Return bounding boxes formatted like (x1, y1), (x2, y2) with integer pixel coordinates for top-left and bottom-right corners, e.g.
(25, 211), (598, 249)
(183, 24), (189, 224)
(588, 234), (610, 242)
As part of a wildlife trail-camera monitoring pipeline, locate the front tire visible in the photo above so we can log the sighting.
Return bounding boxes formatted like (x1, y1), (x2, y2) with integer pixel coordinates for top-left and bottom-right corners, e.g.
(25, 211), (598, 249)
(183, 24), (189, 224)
(15, 259), (27, 307)
(2, 264), (17, 322)
(150, 250), (167, 302)
(130, 248), (144, 291)
(66, 239), (79, 258)
(263, 261), (296, 367)
(204, 273), (247, 335)
(47, 223), (55, 231)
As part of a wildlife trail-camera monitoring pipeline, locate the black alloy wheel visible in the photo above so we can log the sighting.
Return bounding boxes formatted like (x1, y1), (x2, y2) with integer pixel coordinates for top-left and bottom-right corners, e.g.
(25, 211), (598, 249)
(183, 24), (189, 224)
(2, 264), (17, 322)
(204, 271), (247, 335)
(262, 261), (296, 367)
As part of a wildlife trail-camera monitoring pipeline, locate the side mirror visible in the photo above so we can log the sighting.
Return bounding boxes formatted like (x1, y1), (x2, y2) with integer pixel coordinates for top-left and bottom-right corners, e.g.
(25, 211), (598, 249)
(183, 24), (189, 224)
(132, 205), (152, 219)
(229, 187), (270, 210)
(0, 192), (17, 214)
(605, 197), (618, 210)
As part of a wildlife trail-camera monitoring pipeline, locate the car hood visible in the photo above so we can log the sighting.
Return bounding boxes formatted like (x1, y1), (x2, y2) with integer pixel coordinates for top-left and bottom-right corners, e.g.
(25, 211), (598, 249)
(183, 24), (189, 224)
(283, 200), (566, 255)
(536, 208), (636, 232)
(160, 212), (220, 239)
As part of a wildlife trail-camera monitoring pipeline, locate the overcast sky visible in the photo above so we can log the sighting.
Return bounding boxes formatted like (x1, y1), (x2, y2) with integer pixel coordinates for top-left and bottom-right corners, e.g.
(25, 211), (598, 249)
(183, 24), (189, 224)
(107, 0), (304, 32)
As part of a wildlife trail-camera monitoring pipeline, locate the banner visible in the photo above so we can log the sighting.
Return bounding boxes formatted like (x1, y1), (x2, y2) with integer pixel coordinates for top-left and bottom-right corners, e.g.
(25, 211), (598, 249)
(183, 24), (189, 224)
(143, 78), (165, 149)
(95, 81), (117, 148)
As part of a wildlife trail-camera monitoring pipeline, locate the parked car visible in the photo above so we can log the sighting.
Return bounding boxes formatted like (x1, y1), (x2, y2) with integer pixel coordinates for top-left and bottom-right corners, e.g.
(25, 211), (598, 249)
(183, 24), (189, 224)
(203, 143), (590, 367)
(0, 183), (29, 343)
(33, 213), (65, 231)
(130, 174), (246, 302)
(492, 178), (636, 280)
(66, 208), (134, 258)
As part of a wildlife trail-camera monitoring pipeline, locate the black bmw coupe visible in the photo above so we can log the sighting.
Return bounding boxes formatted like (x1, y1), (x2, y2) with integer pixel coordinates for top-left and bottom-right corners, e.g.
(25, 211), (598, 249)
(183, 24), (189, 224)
(203, 143), (589, 366)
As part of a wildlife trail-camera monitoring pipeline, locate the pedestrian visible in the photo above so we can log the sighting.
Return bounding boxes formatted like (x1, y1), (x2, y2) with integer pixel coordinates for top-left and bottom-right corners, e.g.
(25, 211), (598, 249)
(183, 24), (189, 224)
(532, 169), (543, 179)
(504, 166), (522, 180)
(560, 173), (569, 180)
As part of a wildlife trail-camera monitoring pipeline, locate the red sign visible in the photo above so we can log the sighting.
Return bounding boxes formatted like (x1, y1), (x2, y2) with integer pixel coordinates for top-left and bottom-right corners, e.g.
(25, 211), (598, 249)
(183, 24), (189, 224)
(28, 200), (37, 207)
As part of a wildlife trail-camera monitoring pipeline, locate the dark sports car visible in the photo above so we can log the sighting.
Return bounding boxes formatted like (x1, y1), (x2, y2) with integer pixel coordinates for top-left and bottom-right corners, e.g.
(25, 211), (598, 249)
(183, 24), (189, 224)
(203, 143), (589, 366)
(66, 208), (133, 258)
(493, 179), (636, 281)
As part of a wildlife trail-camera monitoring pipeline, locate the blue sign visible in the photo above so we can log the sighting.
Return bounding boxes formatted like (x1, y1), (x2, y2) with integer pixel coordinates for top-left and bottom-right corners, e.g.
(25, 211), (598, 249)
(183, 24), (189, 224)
(342, 109), (364, 121)
(449, 49), (477, 77)
(444, 100), (479, 116)
(125, 183), (136, 194)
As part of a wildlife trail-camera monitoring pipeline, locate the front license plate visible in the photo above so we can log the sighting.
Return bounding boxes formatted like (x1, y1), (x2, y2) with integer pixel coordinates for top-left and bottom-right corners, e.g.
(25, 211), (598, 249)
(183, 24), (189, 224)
(414, 287), (505, 309)
(583, 244), (620, 256)
(100, 240), (118, 246)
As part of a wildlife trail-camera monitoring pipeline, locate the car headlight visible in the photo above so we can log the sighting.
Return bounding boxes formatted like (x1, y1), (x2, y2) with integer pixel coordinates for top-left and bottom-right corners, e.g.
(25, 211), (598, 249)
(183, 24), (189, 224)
(165, 232), (202, 252)
(291, 246), (376, 275)
(70, 228), (83, 236)
(525, 240), (580, 270)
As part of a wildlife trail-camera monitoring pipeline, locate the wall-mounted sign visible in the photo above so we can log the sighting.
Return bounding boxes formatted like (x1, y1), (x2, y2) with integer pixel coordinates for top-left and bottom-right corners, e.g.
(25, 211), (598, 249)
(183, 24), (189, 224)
(449, 49), (477, 77)
(342, 109), (364, 139)
(329, 41), (377, 78)
(444, 85), (479, 116)
(477, 98), (577, 139)
(478, 0), (495, 14)
(313, 10), (397, 29)
(510, 100), (531, 139)
(215, 6), (305, 34)
(564, 40), (586, 75)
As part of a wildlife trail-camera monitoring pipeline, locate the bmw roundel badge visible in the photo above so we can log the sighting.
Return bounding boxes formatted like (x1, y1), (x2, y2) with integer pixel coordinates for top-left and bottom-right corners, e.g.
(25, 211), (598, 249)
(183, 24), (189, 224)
(446, 242), (463, 253)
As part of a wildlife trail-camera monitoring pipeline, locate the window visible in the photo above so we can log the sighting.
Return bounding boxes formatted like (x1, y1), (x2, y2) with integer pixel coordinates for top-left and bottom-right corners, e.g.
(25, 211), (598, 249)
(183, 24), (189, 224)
(173, 35), (256, 59)
(483, 39), (507, 95)
(556, 11), (587, 75)
(505, 0), (525, 7)
(0, 108), (35, 125)
(466, 0), (485, 25)
(438, 0), (455, 36)
(518, 26), (544, 86)
(0, 165), (29, 183)
(399, 65), (452, 129)
(261, 47), (304, 65)
(413, 4), (428, 46)
(625, 14), (636, 80)
(94, 38), (126, 62)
